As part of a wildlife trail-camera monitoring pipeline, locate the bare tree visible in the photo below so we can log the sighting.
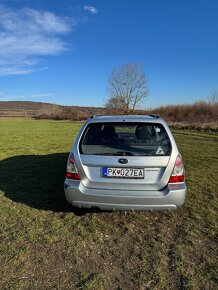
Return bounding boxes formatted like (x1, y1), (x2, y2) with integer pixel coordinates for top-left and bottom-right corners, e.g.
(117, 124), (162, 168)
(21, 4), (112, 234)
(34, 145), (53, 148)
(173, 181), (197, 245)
(208, 89), (218, 103)
(105, 63), (149, 113)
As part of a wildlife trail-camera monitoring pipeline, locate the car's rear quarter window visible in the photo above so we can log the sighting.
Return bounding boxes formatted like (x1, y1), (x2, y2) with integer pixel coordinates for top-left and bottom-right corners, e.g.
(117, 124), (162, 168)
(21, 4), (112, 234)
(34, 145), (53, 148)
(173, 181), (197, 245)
(79, 122), (172, 156)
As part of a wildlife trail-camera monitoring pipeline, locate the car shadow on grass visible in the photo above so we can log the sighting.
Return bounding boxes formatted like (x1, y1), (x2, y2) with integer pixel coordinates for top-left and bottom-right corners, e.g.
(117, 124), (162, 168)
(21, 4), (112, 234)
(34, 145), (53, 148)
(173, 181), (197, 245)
(0, 153), (94, 215)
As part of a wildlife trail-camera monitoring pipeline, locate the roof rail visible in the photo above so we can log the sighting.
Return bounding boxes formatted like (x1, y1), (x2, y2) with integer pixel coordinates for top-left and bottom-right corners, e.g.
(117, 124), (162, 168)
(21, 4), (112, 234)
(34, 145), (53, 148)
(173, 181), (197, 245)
(90, 114), (107, 119)
(148, 114), (160, 119)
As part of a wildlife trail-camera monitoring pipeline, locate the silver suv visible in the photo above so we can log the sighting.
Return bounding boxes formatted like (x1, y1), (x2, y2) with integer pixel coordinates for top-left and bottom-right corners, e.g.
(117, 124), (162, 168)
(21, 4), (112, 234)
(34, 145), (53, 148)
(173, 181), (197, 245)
(64, 115), (186, 211)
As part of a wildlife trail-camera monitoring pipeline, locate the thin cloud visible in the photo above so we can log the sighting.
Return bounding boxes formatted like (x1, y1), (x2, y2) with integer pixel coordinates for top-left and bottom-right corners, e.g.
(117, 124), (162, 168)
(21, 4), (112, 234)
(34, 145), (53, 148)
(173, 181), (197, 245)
(0, 5), (75, 76)
(0, 92), (55, 101)
(0, 67), (34, 76)
(83, 5), (98, 14)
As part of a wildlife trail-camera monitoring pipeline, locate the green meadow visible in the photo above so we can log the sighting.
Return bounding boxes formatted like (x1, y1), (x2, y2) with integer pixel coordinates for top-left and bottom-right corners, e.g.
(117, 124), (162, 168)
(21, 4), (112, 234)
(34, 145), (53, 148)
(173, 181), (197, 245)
(0, 118), (217, 289)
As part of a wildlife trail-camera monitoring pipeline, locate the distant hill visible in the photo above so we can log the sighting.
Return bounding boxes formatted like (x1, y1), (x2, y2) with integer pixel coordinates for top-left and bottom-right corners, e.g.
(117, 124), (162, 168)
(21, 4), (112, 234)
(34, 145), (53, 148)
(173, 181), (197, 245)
(0, 101), (105, 120)
(0, 100), (217, 130)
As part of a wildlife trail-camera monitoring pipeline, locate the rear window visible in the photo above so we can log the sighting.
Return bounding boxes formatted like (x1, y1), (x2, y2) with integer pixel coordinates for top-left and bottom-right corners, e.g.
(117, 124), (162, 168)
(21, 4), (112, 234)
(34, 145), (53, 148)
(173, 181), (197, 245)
(79, 122), (172, 156)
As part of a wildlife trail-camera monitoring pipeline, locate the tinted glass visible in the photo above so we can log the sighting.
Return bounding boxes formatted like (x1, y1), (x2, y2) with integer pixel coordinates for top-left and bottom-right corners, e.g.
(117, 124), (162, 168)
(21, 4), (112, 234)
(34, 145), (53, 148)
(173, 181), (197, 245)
(80, 122), (172, 156)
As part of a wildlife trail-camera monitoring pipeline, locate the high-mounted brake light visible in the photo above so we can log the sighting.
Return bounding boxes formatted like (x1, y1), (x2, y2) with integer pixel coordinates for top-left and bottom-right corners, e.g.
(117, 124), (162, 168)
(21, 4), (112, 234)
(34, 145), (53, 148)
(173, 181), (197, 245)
(169, 155), (185, 183)
(66, 153), (80, 180)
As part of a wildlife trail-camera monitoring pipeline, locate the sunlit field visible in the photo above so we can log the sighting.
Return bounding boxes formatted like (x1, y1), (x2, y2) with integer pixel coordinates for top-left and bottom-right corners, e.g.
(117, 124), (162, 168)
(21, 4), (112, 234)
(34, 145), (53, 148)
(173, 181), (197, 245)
(0, 118), (217, 289)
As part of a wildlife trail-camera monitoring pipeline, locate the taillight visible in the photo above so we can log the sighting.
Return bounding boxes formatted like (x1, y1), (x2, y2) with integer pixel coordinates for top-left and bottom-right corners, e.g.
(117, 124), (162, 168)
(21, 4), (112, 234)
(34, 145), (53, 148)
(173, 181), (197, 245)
(168, 154), (185, 183)
(66, 153), (80, 180)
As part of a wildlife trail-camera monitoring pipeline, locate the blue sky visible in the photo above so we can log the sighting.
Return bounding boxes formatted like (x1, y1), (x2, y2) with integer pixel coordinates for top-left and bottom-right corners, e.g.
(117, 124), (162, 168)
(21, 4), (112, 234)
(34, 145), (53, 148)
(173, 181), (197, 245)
(0, 0), (217, 108)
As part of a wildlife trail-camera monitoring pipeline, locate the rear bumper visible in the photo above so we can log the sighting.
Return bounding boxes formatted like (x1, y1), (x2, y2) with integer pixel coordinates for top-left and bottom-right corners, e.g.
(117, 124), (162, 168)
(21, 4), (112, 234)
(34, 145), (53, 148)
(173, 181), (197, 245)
(64, 179), (186, 211)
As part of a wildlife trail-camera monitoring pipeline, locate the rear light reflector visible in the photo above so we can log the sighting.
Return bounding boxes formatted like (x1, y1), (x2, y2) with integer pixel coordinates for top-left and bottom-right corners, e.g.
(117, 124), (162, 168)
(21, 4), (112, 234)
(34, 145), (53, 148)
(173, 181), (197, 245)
(66, 153), (80, 180)
(169, 175), (184, 183)
(66, 172), (80, 180)
(168, 154), (185, 183)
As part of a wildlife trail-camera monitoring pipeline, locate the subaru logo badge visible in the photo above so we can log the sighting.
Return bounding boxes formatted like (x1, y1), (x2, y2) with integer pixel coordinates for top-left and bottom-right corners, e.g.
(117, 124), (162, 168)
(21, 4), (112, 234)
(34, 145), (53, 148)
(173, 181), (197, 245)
(118, 158), (128, 164)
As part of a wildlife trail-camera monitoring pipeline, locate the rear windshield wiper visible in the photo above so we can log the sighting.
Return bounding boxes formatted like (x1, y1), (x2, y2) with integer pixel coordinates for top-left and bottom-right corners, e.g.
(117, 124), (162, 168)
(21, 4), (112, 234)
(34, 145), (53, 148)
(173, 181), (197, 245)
(114, 151), (134, 156)
(86, 151), (135, 156)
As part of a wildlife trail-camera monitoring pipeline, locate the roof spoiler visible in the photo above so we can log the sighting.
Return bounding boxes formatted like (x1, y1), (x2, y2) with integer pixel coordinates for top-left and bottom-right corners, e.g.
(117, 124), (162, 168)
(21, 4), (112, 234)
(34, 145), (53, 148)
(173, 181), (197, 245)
(90, 114), (160, 119)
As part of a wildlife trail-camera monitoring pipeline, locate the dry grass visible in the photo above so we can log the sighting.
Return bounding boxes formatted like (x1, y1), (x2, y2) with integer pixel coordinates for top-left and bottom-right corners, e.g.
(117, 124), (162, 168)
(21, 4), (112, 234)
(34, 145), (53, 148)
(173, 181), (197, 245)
(146, 101), (218, 131)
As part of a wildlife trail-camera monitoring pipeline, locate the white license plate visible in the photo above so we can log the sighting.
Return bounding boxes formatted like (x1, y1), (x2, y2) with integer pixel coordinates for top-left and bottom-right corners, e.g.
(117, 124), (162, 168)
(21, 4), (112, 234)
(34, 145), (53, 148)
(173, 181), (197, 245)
(103, 167), (144, 179)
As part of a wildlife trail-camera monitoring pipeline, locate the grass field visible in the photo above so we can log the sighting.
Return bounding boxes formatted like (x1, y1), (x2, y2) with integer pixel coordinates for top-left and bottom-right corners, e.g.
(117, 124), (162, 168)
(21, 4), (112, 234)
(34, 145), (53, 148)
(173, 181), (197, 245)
(0, 118), (217, 290)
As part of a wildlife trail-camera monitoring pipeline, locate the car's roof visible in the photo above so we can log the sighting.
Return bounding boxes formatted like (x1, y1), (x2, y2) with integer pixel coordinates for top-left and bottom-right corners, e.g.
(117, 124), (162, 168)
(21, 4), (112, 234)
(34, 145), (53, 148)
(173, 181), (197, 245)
(87, 114), (165, 124)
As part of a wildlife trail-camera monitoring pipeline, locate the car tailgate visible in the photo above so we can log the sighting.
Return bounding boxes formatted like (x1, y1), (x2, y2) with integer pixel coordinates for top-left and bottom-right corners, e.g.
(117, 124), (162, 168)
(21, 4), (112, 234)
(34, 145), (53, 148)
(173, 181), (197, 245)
(78, 155), (171, 191)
